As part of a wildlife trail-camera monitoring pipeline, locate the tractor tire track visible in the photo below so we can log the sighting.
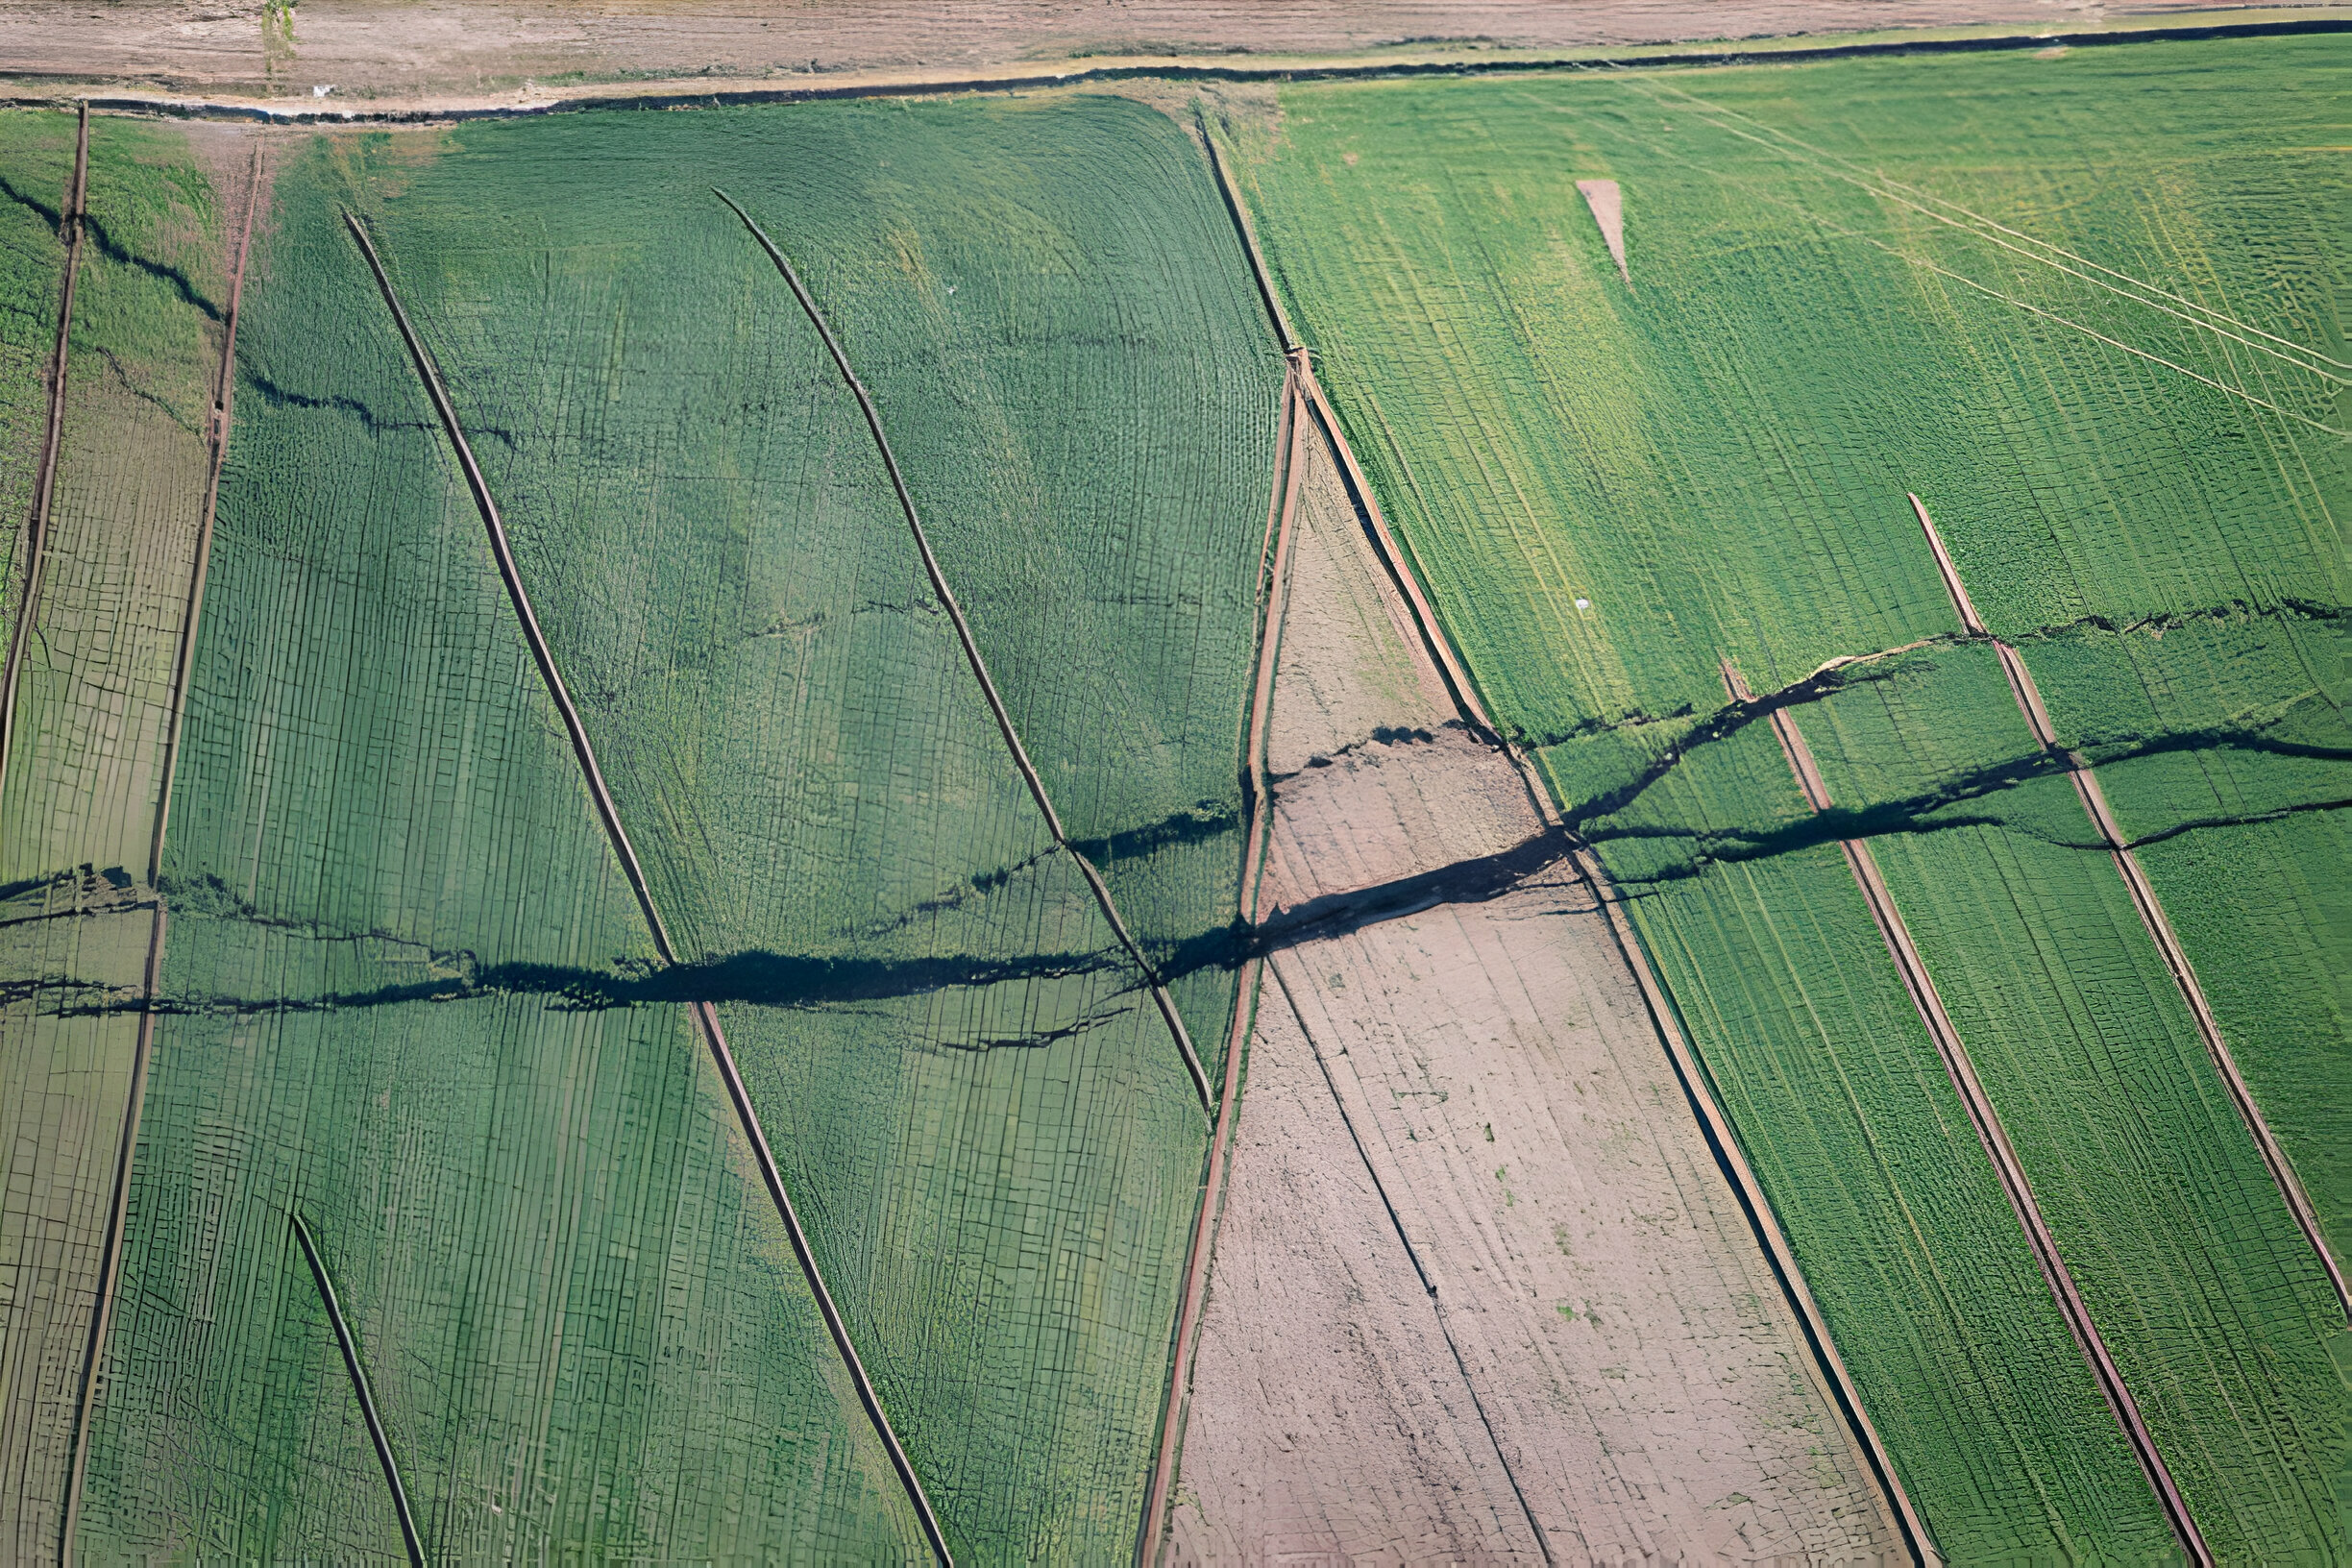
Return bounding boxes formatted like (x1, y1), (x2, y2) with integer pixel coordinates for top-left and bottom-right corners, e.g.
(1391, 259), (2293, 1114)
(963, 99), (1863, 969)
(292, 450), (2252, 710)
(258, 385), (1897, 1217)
(0, 101), (87, 813)
(714, 187), (1216, 1118)
(1137, 350), (1305, 1568)
(345, 210), (952, 1566)
(1724, 655), (2211, 1567)
(1909, 492), (2351, 1324)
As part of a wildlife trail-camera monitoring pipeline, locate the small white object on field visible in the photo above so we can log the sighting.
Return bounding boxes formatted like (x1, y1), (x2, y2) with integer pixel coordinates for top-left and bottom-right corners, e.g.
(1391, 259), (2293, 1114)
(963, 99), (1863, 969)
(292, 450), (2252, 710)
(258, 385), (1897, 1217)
(312, 84), (334, 96)
(1576, 179), (1628, 283)
(1575, 597), (1591, 610)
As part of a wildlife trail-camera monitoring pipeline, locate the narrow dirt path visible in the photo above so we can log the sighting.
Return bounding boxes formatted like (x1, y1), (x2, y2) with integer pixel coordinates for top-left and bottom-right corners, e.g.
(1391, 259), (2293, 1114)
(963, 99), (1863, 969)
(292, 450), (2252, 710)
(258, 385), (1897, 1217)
(717, 187), (1215, 1120)
(1137, 352), (1304, 1568)
(0, 101), (88, 813)
(289, 1210), (426, 1567)
(345, 211), (952, 1566)
(1724, 655), (2212, 1567)
(53, 131), (260, 1568)
(1909, 492), (2350, 1324)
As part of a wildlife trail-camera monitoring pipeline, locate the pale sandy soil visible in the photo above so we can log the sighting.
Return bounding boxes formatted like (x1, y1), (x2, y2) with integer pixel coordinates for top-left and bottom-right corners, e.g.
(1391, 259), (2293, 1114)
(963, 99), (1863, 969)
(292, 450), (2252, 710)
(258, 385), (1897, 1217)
(0, 0), (2292, 108)
(1169, 418), (1899, 1561)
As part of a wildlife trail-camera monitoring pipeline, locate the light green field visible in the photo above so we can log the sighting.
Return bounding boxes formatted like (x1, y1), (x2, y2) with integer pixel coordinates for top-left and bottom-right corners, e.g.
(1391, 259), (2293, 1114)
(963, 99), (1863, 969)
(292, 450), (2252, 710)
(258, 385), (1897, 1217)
(1237, 36), (2349, 1559)
(0, 110), (72, 674)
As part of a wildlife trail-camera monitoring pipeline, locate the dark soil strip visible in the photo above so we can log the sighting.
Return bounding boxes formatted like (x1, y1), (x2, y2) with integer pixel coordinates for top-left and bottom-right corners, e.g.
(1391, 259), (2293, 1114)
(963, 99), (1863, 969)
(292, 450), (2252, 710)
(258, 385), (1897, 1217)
(345, 211), (953, 1566)
(58, 15), (2352, 126)
(1725, 656), (2212, 1567)
(1910, 492), (2352, 1325)
(55, 144), (266, 1565)
(715, 186), (1216, 1118)
(1137, 353), (1304, 1568)
(1266, 956), (1556, 1566)
(288, 1210), (427, 1567)
(0, 101), (88, 810)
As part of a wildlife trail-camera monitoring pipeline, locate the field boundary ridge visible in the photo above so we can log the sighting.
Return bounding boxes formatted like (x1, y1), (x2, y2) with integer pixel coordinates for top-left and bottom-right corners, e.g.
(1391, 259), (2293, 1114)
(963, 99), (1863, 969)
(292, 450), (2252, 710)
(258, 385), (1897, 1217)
(1908, 493), (2352, 1325)
(343, 209), (954, 1567)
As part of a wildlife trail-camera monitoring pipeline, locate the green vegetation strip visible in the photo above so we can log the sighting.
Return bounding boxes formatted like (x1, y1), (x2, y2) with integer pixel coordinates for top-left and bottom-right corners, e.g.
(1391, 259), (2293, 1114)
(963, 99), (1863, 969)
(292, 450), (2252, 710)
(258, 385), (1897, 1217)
(0, 102), (84, 806)
(341, 208), (951, 1565)
(1730, 657), (2208, 1562)
(1910, 493), (2351, 1320)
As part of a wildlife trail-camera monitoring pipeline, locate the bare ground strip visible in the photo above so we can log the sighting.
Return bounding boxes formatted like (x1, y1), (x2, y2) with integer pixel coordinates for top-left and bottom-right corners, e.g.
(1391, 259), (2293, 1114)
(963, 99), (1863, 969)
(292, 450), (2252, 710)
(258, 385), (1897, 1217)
(1166, 394), (1907, 1561)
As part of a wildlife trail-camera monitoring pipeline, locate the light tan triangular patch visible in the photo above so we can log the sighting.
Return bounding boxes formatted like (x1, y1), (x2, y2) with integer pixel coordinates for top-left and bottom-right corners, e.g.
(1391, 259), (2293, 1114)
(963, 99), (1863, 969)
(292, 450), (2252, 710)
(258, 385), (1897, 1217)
(1577, 178), (1628, 282)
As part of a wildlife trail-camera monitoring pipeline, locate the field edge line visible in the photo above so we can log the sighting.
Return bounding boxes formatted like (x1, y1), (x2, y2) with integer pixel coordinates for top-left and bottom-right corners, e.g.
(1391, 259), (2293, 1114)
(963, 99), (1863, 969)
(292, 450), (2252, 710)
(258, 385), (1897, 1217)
(1137, 353), (1305, 1568)
(712, 185), (1215, 1119)
(1908, 493), (2352, 1325)
(287, 1210), (427, 1567)
(344, 209), (954, 1565)
(1724, 657), (2210, 1566)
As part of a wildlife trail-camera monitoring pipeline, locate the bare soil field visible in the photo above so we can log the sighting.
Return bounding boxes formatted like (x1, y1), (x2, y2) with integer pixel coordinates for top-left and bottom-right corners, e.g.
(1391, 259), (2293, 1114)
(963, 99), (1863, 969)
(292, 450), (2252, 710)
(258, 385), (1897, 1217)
(0, 0), (2285, 108)
(1167, 409), (1901, 1562)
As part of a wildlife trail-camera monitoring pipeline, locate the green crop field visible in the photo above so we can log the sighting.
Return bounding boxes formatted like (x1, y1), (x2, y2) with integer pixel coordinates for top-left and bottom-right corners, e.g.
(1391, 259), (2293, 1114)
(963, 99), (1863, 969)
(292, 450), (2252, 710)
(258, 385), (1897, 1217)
(1, 21), (2345, 1565)
(1, 91), (1280, 1563)
(1235, 33), (2350, 1561)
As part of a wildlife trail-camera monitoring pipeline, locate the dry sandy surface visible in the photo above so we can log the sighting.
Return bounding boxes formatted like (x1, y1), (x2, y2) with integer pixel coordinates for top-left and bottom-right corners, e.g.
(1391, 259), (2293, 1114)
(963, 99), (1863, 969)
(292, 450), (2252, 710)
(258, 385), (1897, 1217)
(1166, 420), (1899, 1562)
(0, 0), (2290, 108)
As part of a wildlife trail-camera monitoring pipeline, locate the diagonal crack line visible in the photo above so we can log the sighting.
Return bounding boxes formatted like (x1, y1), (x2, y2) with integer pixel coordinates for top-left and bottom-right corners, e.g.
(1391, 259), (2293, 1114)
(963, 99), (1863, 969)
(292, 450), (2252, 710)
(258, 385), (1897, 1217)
(345, 208), (954, 1567)
(716, 186), (1217, 1121)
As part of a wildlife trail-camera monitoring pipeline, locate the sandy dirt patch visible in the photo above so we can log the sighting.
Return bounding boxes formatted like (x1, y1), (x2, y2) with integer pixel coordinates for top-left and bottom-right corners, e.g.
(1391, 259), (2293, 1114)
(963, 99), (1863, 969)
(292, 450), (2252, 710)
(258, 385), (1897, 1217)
(0, 0), (2266, 104)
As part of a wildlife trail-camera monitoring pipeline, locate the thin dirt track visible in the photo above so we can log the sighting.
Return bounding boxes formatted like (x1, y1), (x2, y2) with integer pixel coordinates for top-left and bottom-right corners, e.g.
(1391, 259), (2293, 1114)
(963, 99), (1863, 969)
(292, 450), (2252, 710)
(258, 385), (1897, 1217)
(1722, 656), (2211, 1567)
(54, 140), (264, 1568)
(1908, 493), (2351, 1325)
(1139, 353), (1305, 1568)
(1164, 410), (1905, 1563)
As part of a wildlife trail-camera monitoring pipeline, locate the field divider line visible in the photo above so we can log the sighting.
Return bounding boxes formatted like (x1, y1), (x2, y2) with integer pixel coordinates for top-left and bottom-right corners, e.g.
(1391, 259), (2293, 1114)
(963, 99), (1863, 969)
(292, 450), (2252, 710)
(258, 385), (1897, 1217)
(1909, 493), (2351, 1324)
(1279, 331), (1931, 1555)
(713, 186), (1215, 1118)
(1723, 655), (2211, 1567)
(344, 210), (954, 1567)
(288, 1210), (427, 1567)
(1195, 114), (1298, 355)
(1137, 352), (1305, 1568)
(0, 100), (88, 817)
(56, 140), (263, 1568)
(1293, 332), (1931, 1555)
(1265, 952), (1558, 1565)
